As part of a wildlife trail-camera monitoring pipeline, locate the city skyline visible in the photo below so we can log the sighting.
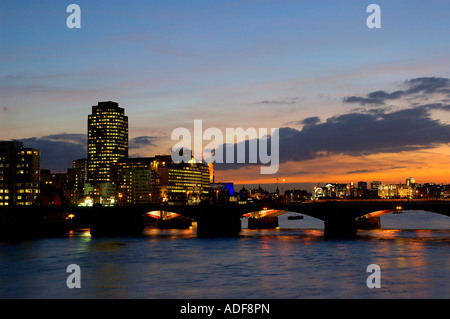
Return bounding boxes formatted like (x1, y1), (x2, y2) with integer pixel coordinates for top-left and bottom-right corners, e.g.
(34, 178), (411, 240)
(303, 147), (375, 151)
(2, 1), (450, 185)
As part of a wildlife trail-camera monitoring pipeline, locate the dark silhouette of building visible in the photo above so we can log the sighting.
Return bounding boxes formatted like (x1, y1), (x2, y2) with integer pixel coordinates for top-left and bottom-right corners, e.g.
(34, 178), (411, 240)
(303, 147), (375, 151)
(67, 158), (87, 204)
(40, 170), (67, 206)
(0, 141), (40, 206)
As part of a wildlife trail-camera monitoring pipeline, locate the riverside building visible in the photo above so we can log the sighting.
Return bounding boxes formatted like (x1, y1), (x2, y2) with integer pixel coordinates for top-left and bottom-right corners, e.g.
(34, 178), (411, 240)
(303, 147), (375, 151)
(0, 141), (40, 206)
(87, 101), (128, 184)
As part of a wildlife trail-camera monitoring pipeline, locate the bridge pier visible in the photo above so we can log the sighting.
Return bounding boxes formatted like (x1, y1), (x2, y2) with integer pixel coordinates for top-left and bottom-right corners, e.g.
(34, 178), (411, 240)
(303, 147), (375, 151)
(89, 208), (145, 236)
(195, 214), (242, 237)
(248, 216), (279, 229)
(324, 217), (357, 238)
(157, 216), (192, 229)
(356, 216), (381, 230)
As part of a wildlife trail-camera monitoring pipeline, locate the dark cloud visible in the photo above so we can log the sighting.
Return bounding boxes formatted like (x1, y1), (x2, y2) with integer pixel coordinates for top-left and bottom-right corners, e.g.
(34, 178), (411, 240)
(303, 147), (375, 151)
(15, 134), (160, 172)
(39, 133), (86, 145)
(20, 133), (86, 172)
(391, 166), (406, 170)
(5, 71), (70, 81)
(129, 136), (158, 149)
(343, 77), (450, 106)
(419, 103), (450, 111)
(215, 101), (450, 171)
(405, 77), (450, 94)
(343, 90), (404, 105)
(300, 116), (321, 126)
(278, 107), (450, 162)
(343, 95), (383, 105)
(256, 97), (298, 105)
(346, 169), (372, 175)
(1, 106), (7, 112)
(289, 171), (319, 176)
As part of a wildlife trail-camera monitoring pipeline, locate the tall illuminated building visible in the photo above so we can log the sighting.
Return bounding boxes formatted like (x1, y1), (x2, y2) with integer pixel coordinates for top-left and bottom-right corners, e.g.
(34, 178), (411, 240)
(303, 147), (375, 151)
(87, 101), (128, 184)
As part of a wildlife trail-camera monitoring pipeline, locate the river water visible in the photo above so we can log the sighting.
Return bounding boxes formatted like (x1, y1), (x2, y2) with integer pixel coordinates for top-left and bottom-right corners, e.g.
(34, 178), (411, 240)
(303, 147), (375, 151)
(0, 210), (449, 299)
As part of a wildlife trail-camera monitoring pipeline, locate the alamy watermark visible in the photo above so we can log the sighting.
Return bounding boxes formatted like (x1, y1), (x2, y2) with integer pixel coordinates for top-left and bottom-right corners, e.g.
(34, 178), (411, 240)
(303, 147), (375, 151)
(66, 264), (81, 288)
(366, 4), (381, 29)
(366, 264), (381, 288)
(65, 4), (380, 30)
(66, 4), (81, 29)
(171, 120), (279, 174)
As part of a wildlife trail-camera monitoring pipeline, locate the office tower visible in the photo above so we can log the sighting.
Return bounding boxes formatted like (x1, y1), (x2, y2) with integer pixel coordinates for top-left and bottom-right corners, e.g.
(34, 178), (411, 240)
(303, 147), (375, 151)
(87, 101), (128, 184)
(0, 141), (40, 206)
(111, 157), (159, 205)
(156, 155), (210, 203)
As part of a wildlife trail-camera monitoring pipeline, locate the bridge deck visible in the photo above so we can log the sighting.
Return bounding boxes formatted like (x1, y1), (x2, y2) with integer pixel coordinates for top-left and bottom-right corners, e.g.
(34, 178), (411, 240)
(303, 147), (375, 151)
(1, 200), (448, 237)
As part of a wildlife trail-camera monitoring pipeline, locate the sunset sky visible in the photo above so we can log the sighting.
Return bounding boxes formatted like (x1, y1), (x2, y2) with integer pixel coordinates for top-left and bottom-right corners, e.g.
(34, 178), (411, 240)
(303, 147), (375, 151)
(1, 0), (450, 189)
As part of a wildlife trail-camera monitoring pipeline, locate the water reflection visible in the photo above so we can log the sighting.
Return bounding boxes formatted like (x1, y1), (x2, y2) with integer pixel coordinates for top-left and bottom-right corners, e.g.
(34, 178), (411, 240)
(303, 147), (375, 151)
(0, 210), (448, 298)
(143, 227), (196, 239)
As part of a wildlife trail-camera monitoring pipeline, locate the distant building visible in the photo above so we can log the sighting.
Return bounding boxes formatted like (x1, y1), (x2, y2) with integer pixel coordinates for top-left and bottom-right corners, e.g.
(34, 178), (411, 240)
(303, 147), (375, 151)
(312, 182), (378, 199)
(111, 157), (159, 205)
(0, 141), (40, 206)
(210, 183), (234, 203)
(378, 183), (413, 199)
(111, 155), (212, 204)
(357, 181), (367, 190)
(87, 101), (128, 184)
(371, 181), (382, 192)
(40, 170), (67, 205)
(248, 185), (270, 200)
(157, 155), (210, 203)
(66, 158), (87, 204)
(406, 177), (416, 187)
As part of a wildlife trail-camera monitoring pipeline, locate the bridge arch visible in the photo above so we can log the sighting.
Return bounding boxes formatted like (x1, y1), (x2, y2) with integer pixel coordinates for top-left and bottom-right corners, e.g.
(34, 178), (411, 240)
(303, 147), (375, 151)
(358, 208), (450, 230)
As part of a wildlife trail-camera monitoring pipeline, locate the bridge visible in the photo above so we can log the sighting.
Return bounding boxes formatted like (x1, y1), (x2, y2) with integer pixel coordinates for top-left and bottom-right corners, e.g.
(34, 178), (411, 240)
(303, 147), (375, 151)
(1, 200), (449, 238)
(70, 199), (450, 237)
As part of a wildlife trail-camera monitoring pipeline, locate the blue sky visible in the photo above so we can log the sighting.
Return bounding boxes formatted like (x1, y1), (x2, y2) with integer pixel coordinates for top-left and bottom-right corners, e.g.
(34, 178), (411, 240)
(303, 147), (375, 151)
(1, 1), (450, 184)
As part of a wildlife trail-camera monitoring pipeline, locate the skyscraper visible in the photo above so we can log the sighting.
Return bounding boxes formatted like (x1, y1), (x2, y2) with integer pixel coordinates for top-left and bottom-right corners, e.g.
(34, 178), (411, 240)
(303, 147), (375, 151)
(87, 101), (128, 184)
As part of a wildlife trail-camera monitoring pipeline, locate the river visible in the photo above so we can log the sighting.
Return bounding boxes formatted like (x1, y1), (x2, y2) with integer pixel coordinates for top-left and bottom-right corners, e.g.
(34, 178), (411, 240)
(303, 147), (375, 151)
(0, 210), (449, 299)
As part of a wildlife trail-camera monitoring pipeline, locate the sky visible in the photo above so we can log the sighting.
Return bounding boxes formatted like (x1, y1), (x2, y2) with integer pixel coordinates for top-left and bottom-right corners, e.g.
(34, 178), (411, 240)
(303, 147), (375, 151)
(1, 0), (450, 188)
